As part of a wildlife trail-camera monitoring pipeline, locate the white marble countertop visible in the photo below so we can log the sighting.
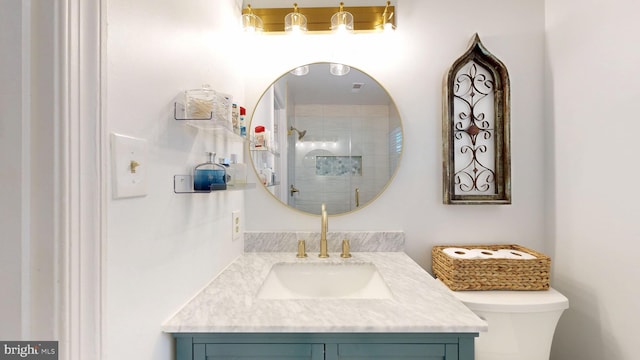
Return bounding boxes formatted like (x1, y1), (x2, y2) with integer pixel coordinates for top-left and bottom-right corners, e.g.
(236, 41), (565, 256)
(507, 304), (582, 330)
(162, 252), (487, 333)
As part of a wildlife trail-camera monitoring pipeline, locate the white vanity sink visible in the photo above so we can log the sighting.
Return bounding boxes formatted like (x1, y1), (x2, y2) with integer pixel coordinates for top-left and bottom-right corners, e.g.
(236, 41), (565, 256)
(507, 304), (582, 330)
(162, 252), (488, 333)
(257, 262), (393, 299)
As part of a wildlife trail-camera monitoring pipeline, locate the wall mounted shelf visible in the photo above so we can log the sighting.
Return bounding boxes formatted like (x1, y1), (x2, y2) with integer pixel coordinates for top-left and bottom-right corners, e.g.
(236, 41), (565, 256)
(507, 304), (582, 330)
(249, 145), (280, 157)
(173, 92), (250, 194)
(174, 102), (246, 142)
(173, 175), (256, 194)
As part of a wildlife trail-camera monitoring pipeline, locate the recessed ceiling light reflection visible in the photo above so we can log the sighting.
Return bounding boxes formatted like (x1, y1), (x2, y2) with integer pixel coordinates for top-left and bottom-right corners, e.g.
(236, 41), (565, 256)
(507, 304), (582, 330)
(290, 65), (309, 76)
(330, 63), (350, 76)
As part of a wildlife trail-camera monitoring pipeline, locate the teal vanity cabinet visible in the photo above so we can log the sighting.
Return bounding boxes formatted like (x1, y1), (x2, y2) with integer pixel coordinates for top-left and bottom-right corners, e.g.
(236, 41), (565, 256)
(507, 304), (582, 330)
(172, 333), (476, 360)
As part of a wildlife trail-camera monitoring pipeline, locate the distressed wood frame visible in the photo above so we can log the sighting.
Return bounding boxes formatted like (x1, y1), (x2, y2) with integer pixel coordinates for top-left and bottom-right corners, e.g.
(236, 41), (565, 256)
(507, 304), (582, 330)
(443, 33), (511, 205)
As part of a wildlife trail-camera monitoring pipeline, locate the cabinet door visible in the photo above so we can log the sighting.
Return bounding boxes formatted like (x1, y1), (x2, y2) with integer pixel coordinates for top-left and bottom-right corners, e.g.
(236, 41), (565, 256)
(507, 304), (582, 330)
(197, 343), (323, 360)
(331, 343), (450, 360)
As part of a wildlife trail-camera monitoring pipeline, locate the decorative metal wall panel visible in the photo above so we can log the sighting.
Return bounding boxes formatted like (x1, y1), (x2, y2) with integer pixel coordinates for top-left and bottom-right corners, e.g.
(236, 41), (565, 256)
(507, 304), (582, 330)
(443, 34), (511, 204)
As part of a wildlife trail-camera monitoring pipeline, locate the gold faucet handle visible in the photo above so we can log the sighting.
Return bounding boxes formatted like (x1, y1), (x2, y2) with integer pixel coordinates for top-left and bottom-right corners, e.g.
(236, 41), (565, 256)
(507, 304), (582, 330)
(340, 239), (352, 258)
(297, 239), (308, 258)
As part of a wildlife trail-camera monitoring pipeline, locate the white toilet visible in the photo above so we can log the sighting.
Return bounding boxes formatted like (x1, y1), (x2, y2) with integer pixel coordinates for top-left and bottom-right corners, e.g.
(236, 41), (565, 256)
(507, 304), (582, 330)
(450, 287), (568, 360)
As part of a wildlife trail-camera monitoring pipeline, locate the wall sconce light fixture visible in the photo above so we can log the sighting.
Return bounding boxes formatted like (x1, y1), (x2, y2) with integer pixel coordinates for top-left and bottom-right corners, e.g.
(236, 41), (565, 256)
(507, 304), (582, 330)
(381, 1), (395, 32)
(331, 2), (354, 33)
(242, 5), (264, 32)
(284, 3), (308, 34)
(242, 2), (395, 33)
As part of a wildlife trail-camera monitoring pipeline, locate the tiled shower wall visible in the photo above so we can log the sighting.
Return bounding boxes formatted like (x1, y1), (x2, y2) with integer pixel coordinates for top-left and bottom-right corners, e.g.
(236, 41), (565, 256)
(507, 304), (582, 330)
(292, 104), (394, 214)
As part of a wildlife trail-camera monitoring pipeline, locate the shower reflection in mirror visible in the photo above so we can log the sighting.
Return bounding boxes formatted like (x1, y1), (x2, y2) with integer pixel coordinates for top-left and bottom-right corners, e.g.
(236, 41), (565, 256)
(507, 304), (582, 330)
(249, 63), (403, 216)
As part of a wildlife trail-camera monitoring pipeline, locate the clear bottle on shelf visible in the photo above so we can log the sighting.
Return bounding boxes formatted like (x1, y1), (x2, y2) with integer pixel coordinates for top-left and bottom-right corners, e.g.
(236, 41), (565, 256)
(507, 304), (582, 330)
(193, 152), (227, 191)
(229, 154), (247, 185)
(218, 156), (234, 186)
(254, 125), (265, 148)
(231, 103), (239, 134)
(261, 165), (272, 186)
(239, 106), (247, 137)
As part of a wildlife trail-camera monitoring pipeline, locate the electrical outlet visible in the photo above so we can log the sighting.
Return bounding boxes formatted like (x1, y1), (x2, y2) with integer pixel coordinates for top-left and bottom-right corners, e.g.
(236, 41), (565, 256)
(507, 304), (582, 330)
(232, 210), (242, 241)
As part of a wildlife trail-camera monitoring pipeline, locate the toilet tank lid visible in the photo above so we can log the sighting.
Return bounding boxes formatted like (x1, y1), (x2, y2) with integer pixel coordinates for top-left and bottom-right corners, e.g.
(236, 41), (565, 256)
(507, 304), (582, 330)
(450, 287), (569, 313)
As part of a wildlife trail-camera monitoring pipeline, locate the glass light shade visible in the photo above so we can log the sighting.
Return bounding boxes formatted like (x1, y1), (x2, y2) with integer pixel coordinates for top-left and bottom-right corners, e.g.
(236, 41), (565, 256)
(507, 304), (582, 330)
(381, 1), (395, 33)
(330, 63), (350, 76)
(284, 6), (307, 33)
(242, 13), (263, 32)
(330, 10), (354, 33)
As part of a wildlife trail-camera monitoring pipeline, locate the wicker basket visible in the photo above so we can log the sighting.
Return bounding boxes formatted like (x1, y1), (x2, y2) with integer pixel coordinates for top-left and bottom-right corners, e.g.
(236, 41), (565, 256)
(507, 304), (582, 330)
(432, 244), (550, 291)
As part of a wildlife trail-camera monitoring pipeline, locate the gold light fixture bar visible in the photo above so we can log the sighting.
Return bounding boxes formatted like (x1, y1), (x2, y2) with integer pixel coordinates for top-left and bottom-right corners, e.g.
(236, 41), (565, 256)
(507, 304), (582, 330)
(243, 5), (395, 32)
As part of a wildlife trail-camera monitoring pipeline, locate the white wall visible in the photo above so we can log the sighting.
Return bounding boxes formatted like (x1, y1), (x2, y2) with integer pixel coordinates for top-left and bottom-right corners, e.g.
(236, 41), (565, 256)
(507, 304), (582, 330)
(545, 0), (640, 359)
(105, 0), (245, 359)
(1, 0), (59, 341)
(244, 0), (547, 270)
(0, 0), (26, 339)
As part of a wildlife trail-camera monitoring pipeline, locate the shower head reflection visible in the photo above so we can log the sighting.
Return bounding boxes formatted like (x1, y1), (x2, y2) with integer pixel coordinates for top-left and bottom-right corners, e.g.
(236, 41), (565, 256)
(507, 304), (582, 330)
(289, 126), (307, 141)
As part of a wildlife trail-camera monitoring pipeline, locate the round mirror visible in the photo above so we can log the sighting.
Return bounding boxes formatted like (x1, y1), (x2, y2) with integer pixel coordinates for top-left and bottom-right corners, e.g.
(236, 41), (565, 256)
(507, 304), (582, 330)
(249, 62), (403, 216)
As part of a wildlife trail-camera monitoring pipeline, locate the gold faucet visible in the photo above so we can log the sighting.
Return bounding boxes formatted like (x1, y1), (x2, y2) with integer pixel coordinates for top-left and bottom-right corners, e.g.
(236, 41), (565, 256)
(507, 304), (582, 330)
(340, 239), (352, 258)
(296, 239), (308, 258)
(319, 203), (329, 258)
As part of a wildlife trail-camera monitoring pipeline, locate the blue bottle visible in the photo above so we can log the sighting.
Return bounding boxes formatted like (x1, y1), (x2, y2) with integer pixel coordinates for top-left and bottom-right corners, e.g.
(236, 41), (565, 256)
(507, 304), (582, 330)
(193, 152), (227, 191)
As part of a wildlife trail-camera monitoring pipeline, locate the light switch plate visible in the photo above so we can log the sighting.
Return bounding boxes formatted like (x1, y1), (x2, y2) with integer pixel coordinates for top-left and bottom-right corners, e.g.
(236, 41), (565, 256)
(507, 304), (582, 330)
(111, 133), (148, 199)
